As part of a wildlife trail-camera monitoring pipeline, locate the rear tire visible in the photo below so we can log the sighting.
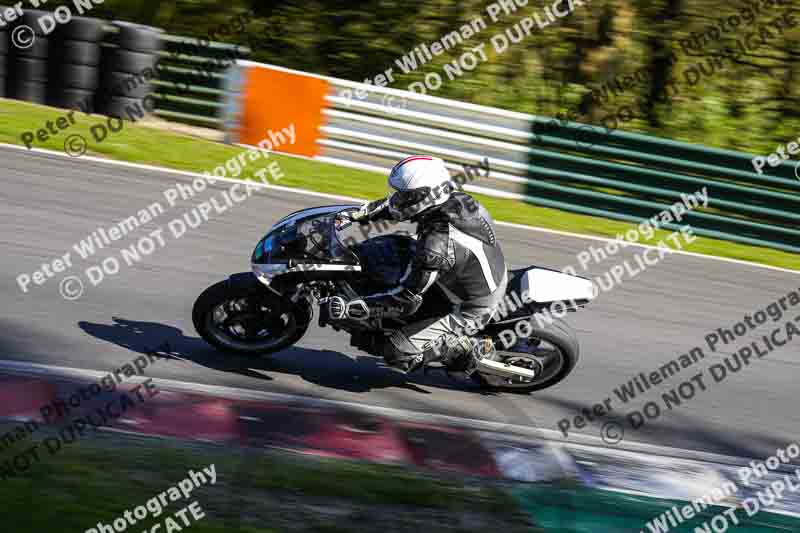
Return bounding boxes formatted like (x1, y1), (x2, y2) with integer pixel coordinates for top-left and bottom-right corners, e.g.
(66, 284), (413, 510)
(192, 279), (310, 356)
(479, 317), (579, 392)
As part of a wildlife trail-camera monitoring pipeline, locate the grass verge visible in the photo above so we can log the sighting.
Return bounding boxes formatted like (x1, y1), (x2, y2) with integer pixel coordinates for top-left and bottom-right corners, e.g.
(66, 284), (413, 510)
(2, 99), (797, 272)
(0, 427), (532, 533)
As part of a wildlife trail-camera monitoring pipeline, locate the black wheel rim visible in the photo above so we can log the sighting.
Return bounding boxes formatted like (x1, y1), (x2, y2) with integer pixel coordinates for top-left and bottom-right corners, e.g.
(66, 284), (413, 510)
(205, 296), (297, 352)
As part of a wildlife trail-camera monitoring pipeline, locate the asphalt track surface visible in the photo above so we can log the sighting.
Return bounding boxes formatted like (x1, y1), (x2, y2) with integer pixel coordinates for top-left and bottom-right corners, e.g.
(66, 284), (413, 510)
(2, 145), (799, 460)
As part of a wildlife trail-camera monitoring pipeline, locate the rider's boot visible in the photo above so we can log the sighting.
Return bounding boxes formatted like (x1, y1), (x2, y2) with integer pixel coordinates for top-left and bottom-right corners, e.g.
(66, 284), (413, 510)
(446, 336), (495, 372)
(370, 334), (496, 374)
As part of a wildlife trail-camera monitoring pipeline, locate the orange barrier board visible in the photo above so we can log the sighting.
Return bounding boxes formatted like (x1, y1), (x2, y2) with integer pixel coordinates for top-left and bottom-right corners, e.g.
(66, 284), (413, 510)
(238, 65), (328, 157)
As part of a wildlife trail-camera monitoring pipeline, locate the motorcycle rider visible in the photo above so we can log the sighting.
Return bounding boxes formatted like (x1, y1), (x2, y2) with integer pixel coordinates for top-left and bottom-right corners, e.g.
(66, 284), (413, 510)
(328, 155), (508, 372)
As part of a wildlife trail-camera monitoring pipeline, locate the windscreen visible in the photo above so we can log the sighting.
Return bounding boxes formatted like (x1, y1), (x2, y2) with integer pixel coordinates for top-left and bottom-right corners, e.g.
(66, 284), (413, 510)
(253, 212), (359, 265)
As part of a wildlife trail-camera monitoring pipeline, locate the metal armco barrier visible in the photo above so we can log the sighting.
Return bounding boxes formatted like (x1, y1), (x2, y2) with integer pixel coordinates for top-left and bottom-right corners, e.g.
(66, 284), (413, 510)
(223, 62), (800, 255)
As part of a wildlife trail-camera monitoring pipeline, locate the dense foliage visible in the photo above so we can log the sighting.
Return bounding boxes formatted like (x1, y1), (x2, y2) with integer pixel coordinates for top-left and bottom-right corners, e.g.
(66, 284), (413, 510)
(42, 0), (800, 153)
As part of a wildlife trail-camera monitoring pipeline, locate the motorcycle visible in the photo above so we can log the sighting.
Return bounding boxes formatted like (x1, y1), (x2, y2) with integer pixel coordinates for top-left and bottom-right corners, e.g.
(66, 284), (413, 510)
(192, 204), (595, 392)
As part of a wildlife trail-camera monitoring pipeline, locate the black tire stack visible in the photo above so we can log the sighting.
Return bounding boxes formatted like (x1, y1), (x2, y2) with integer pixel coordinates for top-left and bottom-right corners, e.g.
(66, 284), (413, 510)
(0, 6), (8, 97)
(49, 17), (105, 112)
(9, 9), (49, 103)
(96, 21), (161, 118)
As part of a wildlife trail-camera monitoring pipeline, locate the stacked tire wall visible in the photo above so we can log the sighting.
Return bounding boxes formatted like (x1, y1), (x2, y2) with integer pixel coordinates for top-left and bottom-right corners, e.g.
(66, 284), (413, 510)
(96, 22), (162, 119)
(1, 10), (162, 124)
(0, 8), (7, 97)
(49, 17), (104, 112)
(10, 9), (49, 103)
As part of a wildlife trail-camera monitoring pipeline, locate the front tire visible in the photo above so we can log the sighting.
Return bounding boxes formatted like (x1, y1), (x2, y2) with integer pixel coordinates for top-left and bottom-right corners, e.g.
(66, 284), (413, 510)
(192, 279), (310, 356)
(479, 318), (580, 392)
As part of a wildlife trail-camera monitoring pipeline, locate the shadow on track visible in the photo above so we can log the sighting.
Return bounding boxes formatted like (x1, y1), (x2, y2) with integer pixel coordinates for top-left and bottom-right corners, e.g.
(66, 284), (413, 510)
(78, 317), (486, 396)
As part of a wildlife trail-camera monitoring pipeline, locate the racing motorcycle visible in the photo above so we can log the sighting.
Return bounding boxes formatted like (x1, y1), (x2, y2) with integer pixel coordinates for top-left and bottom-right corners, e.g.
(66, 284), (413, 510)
(192, 205), (595, 392)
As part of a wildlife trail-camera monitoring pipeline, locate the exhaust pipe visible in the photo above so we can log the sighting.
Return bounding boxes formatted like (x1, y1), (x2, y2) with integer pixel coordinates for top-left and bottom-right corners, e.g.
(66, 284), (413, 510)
(475, 358), (536, 380)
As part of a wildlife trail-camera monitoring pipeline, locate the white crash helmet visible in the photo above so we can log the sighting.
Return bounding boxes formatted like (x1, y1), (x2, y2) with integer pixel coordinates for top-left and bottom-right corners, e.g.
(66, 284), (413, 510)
(386, 156), (454, 221)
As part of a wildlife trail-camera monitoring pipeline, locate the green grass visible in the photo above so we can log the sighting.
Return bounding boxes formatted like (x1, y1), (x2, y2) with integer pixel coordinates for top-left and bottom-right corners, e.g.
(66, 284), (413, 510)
(0, 428), (527, 532)
(2, 98), (798, 271)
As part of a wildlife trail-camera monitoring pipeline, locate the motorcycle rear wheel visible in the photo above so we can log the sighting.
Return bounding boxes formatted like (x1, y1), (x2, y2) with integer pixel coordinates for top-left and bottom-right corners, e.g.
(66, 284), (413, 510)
(477, 317), (579, 392)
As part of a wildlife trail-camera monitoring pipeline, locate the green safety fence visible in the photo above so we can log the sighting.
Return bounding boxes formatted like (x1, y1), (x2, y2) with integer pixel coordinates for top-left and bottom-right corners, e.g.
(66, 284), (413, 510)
(526, 118), (800, 254)
(151, 34), (250, 129)
(149, 33), (799, 255)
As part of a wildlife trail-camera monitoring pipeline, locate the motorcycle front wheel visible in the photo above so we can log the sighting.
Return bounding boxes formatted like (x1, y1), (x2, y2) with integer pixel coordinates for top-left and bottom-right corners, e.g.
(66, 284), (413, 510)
(192, 280), (310, 355)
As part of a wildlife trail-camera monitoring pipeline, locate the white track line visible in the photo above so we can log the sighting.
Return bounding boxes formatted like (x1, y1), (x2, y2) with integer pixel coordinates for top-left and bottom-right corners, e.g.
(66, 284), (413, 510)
(1, 358), (795, 472)
(2, 142), (798, 275)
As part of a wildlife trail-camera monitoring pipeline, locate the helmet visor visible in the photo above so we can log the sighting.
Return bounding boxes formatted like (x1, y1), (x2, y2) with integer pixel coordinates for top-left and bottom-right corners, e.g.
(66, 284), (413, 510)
(389, 187), (431, 211)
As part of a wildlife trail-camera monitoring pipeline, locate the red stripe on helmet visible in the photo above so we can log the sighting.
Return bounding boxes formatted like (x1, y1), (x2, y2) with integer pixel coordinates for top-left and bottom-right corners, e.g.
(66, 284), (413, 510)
(392, 156), (433, 173)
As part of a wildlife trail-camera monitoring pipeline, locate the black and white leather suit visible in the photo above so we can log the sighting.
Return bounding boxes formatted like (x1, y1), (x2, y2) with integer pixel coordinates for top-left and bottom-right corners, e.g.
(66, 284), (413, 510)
(354, 191), (508, 368)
